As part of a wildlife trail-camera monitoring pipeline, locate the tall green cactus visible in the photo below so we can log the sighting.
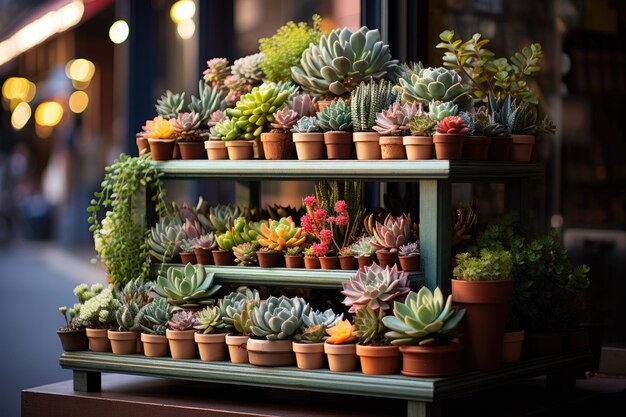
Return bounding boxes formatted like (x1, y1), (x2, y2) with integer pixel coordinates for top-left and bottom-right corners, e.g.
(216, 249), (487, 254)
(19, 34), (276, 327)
(350, 80), (397, 132)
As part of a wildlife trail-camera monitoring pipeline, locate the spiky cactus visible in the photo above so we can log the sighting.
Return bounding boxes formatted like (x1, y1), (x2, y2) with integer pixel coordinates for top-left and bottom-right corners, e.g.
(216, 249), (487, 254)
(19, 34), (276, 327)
(291, 116), (320, 133)
(193, 306), (227, 334)
(156, 90), (185, 119)
(167, 310), (196, 331)
(350, 80), (397, 132)
(316, 99), (352, 132)
(139, 299), (172, 335)
(399, 66), (473, 110)
(341, 263), (410, 313)
(148, 216), (185, 263)
(251, 296), (310, 340)
(372, 102), (419, 135)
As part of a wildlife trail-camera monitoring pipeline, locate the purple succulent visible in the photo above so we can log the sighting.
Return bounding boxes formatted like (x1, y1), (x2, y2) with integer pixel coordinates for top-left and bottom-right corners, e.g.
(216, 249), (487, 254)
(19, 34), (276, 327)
(373, 102), (419, 135)
(288, 94), (317, 118)
(270, 107), (299, 130)
(341, 263), (410, 313)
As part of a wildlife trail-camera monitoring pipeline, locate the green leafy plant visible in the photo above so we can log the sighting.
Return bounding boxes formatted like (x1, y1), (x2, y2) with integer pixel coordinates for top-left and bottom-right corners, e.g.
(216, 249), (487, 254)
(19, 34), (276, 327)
(194, 306), (227, 334)
(153, 263), (222, 308)
(354, 307), (388, 345)
(350, 80), (397, 132)
(453, 249), (513, 281)
(139, 298), (172, 335)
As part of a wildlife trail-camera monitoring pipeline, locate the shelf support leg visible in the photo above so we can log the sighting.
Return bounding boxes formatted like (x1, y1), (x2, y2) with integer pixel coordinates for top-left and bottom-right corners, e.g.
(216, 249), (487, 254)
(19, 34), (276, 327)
(407, 400), (440, 417)
(419, 180), (451, 293)
(73, 370), (101, 392)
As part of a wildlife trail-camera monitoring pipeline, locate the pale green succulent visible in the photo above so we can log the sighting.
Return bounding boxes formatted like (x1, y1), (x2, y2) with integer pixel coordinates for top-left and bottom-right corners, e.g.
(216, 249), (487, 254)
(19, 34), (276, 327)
(399, 66), (473, 110)
(198, 204), (243, 233)
(341, 263), (410, 313)
(219, 287), (261, 335)
(115, 301), (141, 331)
(79, 286), (119, 328)
(349, 236), (376, 257)
(153, 263), (222, 308)
(148, 215), (185, 263)
(383, 287), (465, 346)
(251, 296), (311, 340)
(212, 117), (241, 141)
(232, 52), (265, 84)
(428, 100), (459, 122)
(297, 308), (342, 342)
(316, 99), (352, 132)
(408, 111), (437, 136)
(350, 80), (397, 132)
(291, 26), (399, 96)
(188, 81), (225, 125)
(114, 278), (153, 331)
(155, 90), (185, 119)
(354, 307), (387, 345)
(139, 298), (172, 335)
(193, 306), (227, 334)
(291, 116), (320, 133)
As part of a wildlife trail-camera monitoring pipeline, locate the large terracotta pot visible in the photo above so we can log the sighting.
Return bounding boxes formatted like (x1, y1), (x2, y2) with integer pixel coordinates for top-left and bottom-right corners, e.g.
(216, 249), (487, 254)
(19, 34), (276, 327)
(57, 329), (88, 351)
(502, 330), (525, 363)
(178, 141), (206, 160)
(86, 328), (111, 352)
(226, 140), (254, 160)
(451, 279), (512, 370)
(108, 330), (138, 354)
(353, 132), (381, 160)
(284, 254), (303, 268)
(141, 333), (169, 357)
(256, 250), (283, 268)
(193, 248), (213, 265)
(356, 344), (401, 375)
(247, 338), (295, 366)
(511, 134), (535, 162)
(304, 256), (320, 269)
(319, 256), (339, 270)
(165, 329), (196, 359)
(324, 131), (353, 159)
(338, 255), (358, 270)
(380, 136), (406, 159)
(180, 252), (196, 265)
(324, 342), (358, 372)
(225, 334), (249, 364)
(195, 332), (227, 361)
(488, 136), (513, 161)
(403, 136), (433, 160)
(463, 136), (491, 161)
(398, 254), (419, 271)
(526, 332), (565, 357)
(292, 342), (325, 369)
(212, 249), (234, 266)
(136, 136), (150, 156)
(376, 250), (399, 269)
(398, 343), (463, 377)
(433, 133), (464, 160)
(147, 139), (175, 161)
(293, 132), (325, 160)
(205, 140), (228, 160)
(261, 131), (295, 160)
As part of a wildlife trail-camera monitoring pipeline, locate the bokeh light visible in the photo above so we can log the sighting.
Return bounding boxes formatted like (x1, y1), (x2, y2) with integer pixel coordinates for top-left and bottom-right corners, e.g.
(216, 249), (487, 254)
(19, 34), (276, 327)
(65, 58), (95, 82)
(177, 19), (195, 39)
(69, 90), (88, 113)
(35, 101), (63, 126)
(170, 1), (196, 23)
(109, 20), (129, 44)
(11, 101), (31, 129)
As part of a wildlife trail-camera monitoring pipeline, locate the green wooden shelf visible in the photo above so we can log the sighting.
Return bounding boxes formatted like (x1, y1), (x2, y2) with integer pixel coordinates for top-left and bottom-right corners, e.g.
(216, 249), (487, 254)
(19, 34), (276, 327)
(153, 160), (544, 181)
(151, 264), (424, 289)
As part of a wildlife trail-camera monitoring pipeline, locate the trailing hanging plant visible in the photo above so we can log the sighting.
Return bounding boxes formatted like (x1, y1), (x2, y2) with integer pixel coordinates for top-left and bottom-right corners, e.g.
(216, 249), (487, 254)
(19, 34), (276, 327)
(88, 154), (168, 288)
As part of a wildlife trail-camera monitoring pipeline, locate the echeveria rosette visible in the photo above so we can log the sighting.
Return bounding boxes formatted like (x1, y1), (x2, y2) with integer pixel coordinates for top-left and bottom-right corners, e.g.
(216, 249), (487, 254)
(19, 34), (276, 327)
(399, 66), (473, 111)
(169, 111), (203, 140)
(143, 116), (176, 140)
(288, 93), (317, 118)
(291, 116), (320, 133)
(153, 263), (222, 308)
(219, 288), (261, 335)
(270, 107), (299, 131)
(372, 102), (419, 135)
(341, 263), (410, 313)
(436, 115), (469, 134)
(316, 99), (352, 132)
(370, 214), (412, 252)
(256, 216), (307, 251)
(250, 296), (310, 341)
(167, 310), (196, 331)
(325, 319), (356, 344)
(203, 58), (231, 88)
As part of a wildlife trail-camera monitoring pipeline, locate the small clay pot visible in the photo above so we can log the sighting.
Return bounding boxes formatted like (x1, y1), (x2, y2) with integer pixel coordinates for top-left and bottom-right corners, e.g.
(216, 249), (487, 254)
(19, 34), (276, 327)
(357, 255), (375, 269)
(398, 254), (419, 271)
(353, 132), (381, 160)
(463, 136), (491, 161)
(256, 250), (283, 268)
(252, 136), (264, 159)
(172, 141), (181, 159)
(180, 252), (197, 265)
(502, 330), (525, 363)
(226, 140), (254, 160)
(285, 254), (304, 269)
(304, 256), (321, 269)
(136, 136), (150, 156)
(324, 342), (358, 372)
(356, 344), (401, 375)
(380, 136), (406, 159)
(511, 134), (535, 162)
(141, 333), (169, 357)
(225, 334), (249, 364)
(324, 131), (353, 159)
(193, 247), (214, 265)
(293, 342), (325, 369)
(57, 329), (88, 351)
(489, 136), (513, 161)
(338, 255), (358, 270)
(212, 249), (234, 266)
(147, 139), (176, 161)
(178, 141), (206, 160)
(261, 131), (294, 160)
(403, 136), (433, 160)
(247, 338), (295, 367)
(205, 140), (228, 160)
(108, 330), (138, 355)
(86, 328), (111, 352)
(195, 332), (227, 361)
(433, 133), (464, 160)
(398, 343), (463, 377)
(319, 256), (339, 270)
(376, 250), (399, 269)
(293, 132), (325, 160)
(166, 329), (196, 359)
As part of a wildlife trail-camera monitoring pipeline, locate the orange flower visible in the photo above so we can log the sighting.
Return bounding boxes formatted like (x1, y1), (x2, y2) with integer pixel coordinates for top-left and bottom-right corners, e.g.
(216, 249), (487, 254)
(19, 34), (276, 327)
(143, 116), (176, 139)
(325, 319), (356, 344)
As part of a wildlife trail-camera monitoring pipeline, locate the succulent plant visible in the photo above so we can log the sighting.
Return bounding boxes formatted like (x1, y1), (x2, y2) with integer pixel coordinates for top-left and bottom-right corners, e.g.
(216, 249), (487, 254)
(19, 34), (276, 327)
(193, 306), (227, 334)
(190, 232), (217, 251)
(270, 107), (299, 130)
(116, 277), (153, 307)
(372, 102), (419, 135)
(399, 66), (473, 110)
(291, 26), (399, 96)
(428, 100), (459, 121)
(350, 80), (397, 131)
(325, 319), (356, 344)
(212, 117), (239, 140)
(370, 215), (412, 251)
(349, 235), (376, 257)
(399, 242), (419, 256)
(251, 296), (310, 340)
(170, 111), (203, 140)
(452, 200), (480, 247)
(139, 298), (172, 335)
(383, 287), (465, 346)
(156, 90), (185, 119)
(288, 93), (317, 118)
(203, 58), (231, 87)
(291, 116), (320, 133)
(506, 99), (555, 135)
(182, 218), (205, 241)
(298, 307), (343, 342)
(232, 52), (265, 84)
(458, 111), (475, 135)
(143, 116), (176, 139)
(316, 99), (352, 132)
(297, 324), (326, 343)
(225, 217), (265, 246)
(180, 239), (193, 253)
(167, 309), (196, 331)
(436, 115), (469, 134)
(79, 286), (120, 328)
(148, 215), (185, 263)
(58, 305), (83, 331)
(354, 307), (387, 345)
(408, 107), (437, 136)
(256, 217), (307, 251)
(341, 263), (410, 313)
(153, 263), (222, 308)
(339, 246), (357, 256)
(207, 109), (226, 128)
(453, 249), (513, 281)
(115, 300), (141, 331)
(471, 106), (507, 136)
(198, 204), (244, 233)
(233, 242), (259, 266)
(219, 287), (261, 335)
(189, 81), (225, 126)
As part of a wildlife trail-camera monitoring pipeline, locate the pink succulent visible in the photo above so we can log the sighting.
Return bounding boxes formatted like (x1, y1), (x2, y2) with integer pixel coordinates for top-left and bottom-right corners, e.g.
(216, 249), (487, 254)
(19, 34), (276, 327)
(314, 209), (327, 221)
(311, 242), (328, 257)
(326, 216), (335, 224)
(320, 229), (332, 243)
(334, 200), (347, 214)
(436, 116), (469, 134)
(304, 195), (317, 207)
(335, 215), (348, 226)
(300, 215), (313, 233)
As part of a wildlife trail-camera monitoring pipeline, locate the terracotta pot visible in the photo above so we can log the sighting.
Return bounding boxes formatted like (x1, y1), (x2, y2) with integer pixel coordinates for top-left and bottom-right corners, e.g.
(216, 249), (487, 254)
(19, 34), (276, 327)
(357, 255), (375, 269)
(319, 256), (339, 270)
(225, 334), (249, 364)
(252, 136), (264, 159)
(511, 134), (535, 162)
(226, 140), (254, 160)
(284, 254), (303, 269)
(193, 247), (214, 265)
(292, 342), (325, 369)
(86, 328), (111, 352)
(165, 329), (196, 359)
(212, 249), (234, 266)
(380, 136), (406, 159)
(398, 343), (463, 377)
(451, 279), (512, 370)
(502, 330), (525, 363)
(488, 136), (513, 161)
(136, 137), (150, 156)
(136, 337), (144, 354)
(433, 133), (464, 160)
(107, 330), (138, 354)
(205, 140), (229, 160)
(256, 250), (283, 268)
(247, 338), (295, 366)
(376, 250), (399, 269)
(324, 131), (353, 159)
(565, 326), (590, 351)
(195, 332), (227, 361)
(356, 344), (401, 375)
(339, 255), (358, 270)
(261, 131), (294, 160)
(147, 139), (176, 161)
(141, 333), (169, 357)
(178, 141), (206, 160)
(180, 252), (196, 265)
(293, 133), (325, 160)
(353, 132), (381, 160)
(398, 254), (420, 271)
(172, 141), (181, 159)
(304, 256), (320, 269)
(526, 332), (565, 357)
(403, 136), (433, 160)
(57, 329), (88, 351)
(324, 342), (358, 372)
(463, 136), (491, 161)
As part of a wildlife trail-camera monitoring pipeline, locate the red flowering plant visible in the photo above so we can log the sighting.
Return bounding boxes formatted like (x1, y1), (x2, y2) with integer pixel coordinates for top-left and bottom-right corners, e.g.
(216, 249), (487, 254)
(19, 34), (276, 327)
(301, 195), (352, 258)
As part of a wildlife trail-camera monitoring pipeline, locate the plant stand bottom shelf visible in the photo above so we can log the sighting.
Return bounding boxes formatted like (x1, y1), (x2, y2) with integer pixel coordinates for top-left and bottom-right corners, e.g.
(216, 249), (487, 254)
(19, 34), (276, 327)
(60, 351), (591, 417)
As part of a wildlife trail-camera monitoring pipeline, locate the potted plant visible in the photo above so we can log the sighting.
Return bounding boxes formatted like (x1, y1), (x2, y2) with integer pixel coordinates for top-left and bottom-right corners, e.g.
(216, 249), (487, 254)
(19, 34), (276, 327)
(248, 296), (310, 366)
(179, 216), (205, 263)
(291, 116), (324, 160)
(350, 236), (377, 269)
(452, 248), (513, 370)
(350, 80), (396, 160)
(317, 99), (353, 159)
(256, 217), (306, 267)
(398, 65), (473, 113)
(398, 242), (420, 271)
(205, 110), (229, 160)
(338, 246), (358, 270)
(148, 215), (185, 264)
(303, 247), (321, 269)
(370, 214), (413, 269)
(139, 298), (172, 357)
(193, 306), (228, 361)
(213, 117), (253, 160)
(143, 116), (177, 161)
(284, 246), (305, 268)
(233, 242), (259, 266)
(191, 232), (216, 265)
(165, 310), (197, 359)
(354, 308), (400, 375)
(57, 304), (88, 352)
(502, 312), (525, 363)
(383, 287), (465, 377)
(79, 284), (119, 352)
(466, 106), (504, 160)
(179, 240), (196, 265)
(324, 319), (358, 372)
(220, 288), (261, 364)
(404, 105), (436, 160)
(109, 278), (153, 354)
(373, 102), (418, 160)
(293, 308), (342, 369)
(170, 111), (206, 159)
(505, 99), (555, 162)
(433, 115), (469, 160)
(341, 263), (410, 313)
(262, 107), (298, 159)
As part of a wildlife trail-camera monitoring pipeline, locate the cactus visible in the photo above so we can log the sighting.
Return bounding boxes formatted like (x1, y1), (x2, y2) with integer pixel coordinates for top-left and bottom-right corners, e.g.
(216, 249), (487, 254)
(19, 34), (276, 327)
(316, 99), (352, 132)
(383, 287), (465, 346)
(270, 107), (299, 131)
(399, 242), (419, 256)
(354, 307), (387, 345)
(193, 306), (227, 334)
(256, 217), (307, 251)
(291, 116), (320, 133)
(139, 299), (172, 335)
(372, 102), (419, 135)
(287, 93), (317, 118)
(341, 263), (410, 313)
(155, 90), (185, 119)
(153, 263), (222, 308)
(325, 319), (356, 344)
(399, 66), (473, 110)
(219, 288), (261, 335)
(188, 81), (225, 126)
(170, 111), (203, 140)
(436, 116), (469, 134)
(233, 242), (259, 266)
(203, 58), (231, 87)
(291, 26), (399, 96)
(350, 80), (397, 132)
(251, 296), (310, 340)
(148, 216), (185, 263)
(198, 204), (244, 233)
(370, 215), (412, 251)
(167, 310), (196, 331)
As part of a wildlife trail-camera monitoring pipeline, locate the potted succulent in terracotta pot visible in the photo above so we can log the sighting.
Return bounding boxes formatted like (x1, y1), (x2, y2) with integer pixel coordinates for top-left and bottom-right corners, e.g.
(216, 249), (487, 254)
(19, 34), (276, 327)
(139, 298), (172, 357)
(502, 313), (525, 363)
(180, 217), (206, 262)
(383, 287), (466, 377)
(373, 102), (418, 160)
(284, 247), (304, 268)
(213, 118), (254, 160)
(57, 304), (88, 352)
(79, 284), (118, 352)
(179, 240), (196, 265)
(191, 232), (217, 265)
(398, 242), (420, 272)
(205, 111), (229, 159)
(220, 288), (261, 364)
(148, 215), (185, 264)
(293, 308), (343, 369)
(213, 231), (236, 266)
(404, 105), (436, 160)
(433, 115), (469, 160)
(256, 216), (307, 267)
(505, 99), (555, 162)
(152, 90), (186, 159)
(338, 246), (358, 270)
(303, 247), (321, 269)
(165, 310), (197, 359)
(233, 242), (259, 266)
(317, 99), (353, 159)
(465, 106), (503, 160)
(324, 319), (358, 372)
(109, 278), (153, 354)
(341, 263), (410, 314)
(152, 263), (222, 309)
(170, 111), (207, 160)
(291, 116), (324, 160)
(262, 107), (298, 159)
(143, 116), (177, 161)
(354, 308), (400, 375)
(350, 236), (377, 269)
(193, 306), (228, 361)
(370, 214), (413, 269)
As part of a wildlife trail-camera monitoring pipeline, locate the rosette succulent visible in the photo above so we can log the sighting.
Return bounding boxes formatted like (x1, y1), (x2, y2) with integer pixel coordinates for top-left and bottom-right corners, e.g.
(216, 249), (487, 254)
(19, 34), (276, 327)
(139, 298), (172, 335)
(203, 58), (231, 87)
(295, 308), (342, 343)
(143, 116), (176, 140)
(155, 90), (185, 119)
(291, 116), (320, 133)
(148, 215), (185, 263)
(372, 102), (419, 135)
(472, 106), (507, 136)
(349, 236), (376, 257)
(341, 263), (410, 313)
(399, 66), (473, 110)
(370, 215), (412, 251)
(233, 242), (259, 266)
(170, 111), (203, 140)
(316, 99), (352, 132)
(231, 52), (265, 84)
(191, 232), (217, 251)
(251, 296), (310, 340)
(325, 319), (356, 344)
(429, 100), (459, 121)
(270, 107), (299, 131)
(354, 307), (387, 345)
(182, 218), (205, 241)
(188, 81), (225, 126)
(409, 108), (436, 136)
(193, 306), (227, 334)
(436, 115), (469, 134)
(256, 217), (307, 251)
(198, 204), (243, 233)
(219, 288), (261, 335)
(153, 263), (222, 308)
(167, 310), (196, 331)
(399, 242), (419, 256)
(288, 93), (317, 117)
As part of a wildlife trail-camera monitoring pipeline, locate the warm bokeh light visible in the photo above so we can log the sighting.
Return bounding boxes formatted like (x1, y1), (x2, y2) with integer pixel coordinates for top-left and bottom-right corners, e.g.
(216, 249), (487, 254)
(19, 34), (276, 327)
(35, 123), (53, 138)
(170, 0), (196, 23)
(177, 19), (195, 39)
(2, 77), (33, 100)
(109, 20), (129, 44)
(35, 101), (64, 126)
(65, 58), (95, 82)
(72, 79), (90, 90)
(11, 101), (31, 129)
(69, 90), (88, 113)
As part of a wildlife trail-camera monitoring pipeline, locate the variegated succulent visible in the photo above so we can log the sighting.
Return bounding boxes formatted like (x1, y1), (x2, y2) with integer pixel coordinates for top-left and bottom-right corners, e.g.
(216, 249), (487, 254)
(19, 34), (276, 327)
(250, 296), (310, 340)
(256, 217), (307, 251)
(341, 263), (410, 313)
(372, 102), (419, 135)
(193, 306), (227, 334)
(297, 306), (342, 342)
